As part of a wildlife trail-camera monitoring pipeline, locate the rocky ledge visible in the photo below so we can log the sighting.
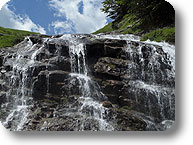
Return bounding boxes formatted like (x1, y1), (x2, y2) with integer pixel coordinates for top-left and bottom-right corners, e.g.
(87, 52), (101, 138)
(0, 34), (175, 131)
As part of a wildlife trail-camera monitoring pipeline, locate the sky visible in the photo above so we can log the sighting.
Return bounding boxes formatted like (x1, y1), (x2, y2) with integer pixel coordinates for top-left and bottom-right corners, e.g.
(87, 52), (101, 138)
(0, 0), (111, 35)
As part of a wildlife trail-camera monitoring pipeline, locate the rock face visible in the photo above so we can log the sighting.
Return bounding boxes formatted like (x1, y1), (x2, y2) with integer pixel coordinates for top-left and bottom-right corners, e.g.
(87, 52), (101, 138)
(0, 34), (175, 131)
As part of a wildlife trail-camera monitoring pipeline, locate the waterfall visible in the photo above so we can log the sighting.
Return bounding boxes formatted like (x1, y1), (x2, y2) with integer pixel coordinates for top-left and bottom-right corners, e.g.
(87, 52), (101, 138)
(93, 34), (175, 130)
(1, 37), (51, 131)
(63, 35), (114, 131)
(2, 37), (35, 131)
(0, 34), (175, 131)
(125, 40), (175, 130)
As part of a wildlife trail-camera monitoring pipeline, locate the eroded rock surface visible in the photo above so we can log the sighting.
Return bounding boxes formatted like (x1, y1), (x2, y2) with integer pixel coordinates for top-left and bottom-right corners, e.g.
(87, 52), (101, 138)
(0, 34), (175, 131)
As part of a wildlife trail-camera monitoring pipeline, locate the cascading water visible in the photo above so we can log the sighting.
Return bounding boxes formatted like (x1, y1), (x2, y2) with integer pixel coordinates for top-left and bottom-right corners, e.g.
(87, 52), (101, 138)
(1, 37), (51, 131)
(125, 40), (175, 130)
(63, 35), (114, 131)
(0, 34), (175, 131)
(2, 37), (35, 131)
(93, 34), (175, 130)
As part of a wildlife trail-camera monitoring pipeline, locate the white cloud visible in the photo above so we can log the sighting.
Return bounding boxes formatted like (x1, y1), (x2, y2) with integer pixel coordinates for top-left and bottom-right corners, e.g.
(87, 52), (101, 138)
(0, 4), (46, 34)
(51, 21), (74, 34)
(49, 0), (107, 34)
(0, 0), (10, 10)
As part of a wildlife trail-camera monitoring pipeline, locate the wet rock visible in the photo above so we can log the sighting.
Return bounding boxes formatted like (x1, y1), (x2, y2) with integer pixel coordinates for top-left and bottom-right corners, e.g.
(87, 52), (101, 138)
(105, 39), (127, 47)
(104, 40), (126, 57)
(32, 70), (70, 98)
(104, 94), (119, 105)
(94, 58), (122, 80)
(93, 57), (139, 82)
(0, 34), (175, 131)
(86, 39), (105, 59)
(118, 96), (137, 108)
(94, 61), (120, 79)
(113, 109), (147, 131)
(32, 71), (48, 99)
(29, 35), (44, 44)
(102, 101), (113, 108)
(0, 92), (6, 106)
(31, 64), (47, 77)
(119, 81), (175, 121)
(48, 56), (71, 72)
(64, 77), (82, 96)
(46, 39), (69, 57)
(100, 80), (123, 94)
(48, 71), (69, 94)
(0, 55), (3, 67)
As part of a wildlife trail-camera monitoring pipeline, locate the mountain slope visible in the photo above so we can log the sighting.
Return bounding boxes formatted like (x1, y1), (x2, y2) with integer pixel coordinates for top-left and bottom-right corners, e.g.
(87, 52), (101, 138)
(93, 14), (175, 44)
(0, 27), (38, 48)
(93, 0), (175, 44)
(93, 14), (142, 35)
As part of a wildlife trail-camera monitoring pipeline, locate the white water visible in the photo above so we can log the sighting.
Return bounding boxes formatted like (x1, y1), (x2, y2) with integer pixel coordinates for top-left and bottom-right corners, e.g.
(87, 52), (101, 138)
(124, 38), (175, 130)
(1, 34), (175, 131)
(94, 34), (141, 41)
(2, 34), (114, 131)
(144, 40), (175, 75)
(2, 37), (43, 131)
(65, 36), (114, 131)
(130, 80), (174, 120)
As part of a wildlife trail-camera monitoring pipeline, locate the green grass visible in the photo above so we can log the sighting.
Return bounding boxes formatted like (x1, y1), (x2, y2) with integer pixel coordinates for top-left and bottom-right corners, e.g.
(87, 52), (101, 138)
(117, 14), (143, 34)
(141, 27), (175, 44)
(93, 14), (175, 43)
(0, 27), (38, 48)
(93, 15), (142, 35)
(93, 22), (114, 34)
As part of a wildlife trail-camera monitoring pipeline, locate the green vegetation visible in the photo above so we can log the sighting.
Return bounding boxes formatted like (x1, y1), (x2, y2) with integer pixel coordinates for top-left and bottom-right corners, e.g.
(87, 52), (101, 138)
(0, 27), (38, 48)
(94, 0), (175, 43)
(101, 0), (175, 30)
(141, 27), (175, 44)
(93, 23), (114, 34)
(93, 14), (143, 35)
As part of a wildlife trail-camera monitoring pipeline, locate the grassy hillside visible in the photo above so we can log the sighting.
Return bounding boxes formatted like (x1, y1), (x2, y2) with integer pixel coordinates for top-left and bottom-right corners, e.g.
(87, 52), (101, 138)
(0, 27), (38, 48)
(141, 27), (175, 44)
(93, 15), (143, 35)
(93, 15), (175, 44)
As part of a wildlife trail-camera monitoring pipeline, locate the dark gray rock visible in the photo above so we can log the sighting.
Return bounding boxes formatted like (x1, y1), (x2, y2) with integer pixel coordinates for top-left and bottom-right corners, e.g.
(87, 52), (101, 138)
(0, 55), (3, 67)
(0, 34), (175, 131)
(48, 70), (69, 94)
(0, 92), (6, 106)
(48, 56), (71, 72)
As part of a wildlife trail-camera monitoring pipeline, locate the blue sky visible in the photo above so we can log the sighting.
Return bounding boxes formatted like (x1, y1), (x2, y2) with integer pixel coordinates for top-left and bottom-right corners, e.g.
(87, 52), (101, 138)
(0, 0), (111, 35)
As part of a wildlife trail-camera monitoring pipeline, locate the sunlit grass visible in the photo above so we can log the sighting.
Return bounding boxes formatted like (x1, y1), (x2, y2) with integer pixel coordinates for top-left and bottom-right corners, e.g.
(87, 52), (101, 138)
(0, 27), (38, 48)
